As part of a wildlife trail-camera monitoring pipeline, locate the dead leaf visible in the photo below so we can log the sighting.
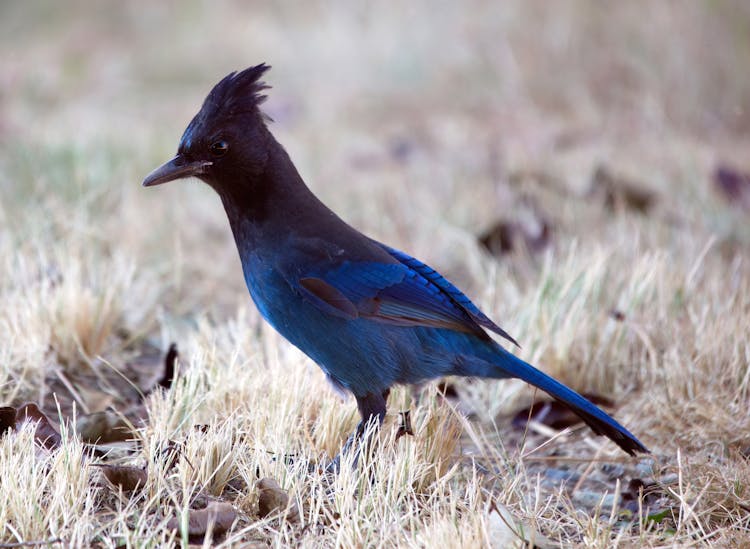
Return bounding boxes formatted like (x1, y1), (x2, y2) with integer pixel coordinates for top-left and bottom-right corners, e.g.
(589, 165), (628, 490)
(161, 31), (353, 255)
(713, 164), (750, 211)
(15, 403), (62, 450)
(0, 406), (15, 435)
(479, 210), (551, 258)
(435, 381), (459, 399)
(396, 410), (414, 440)
(507, 169), (569, 195)
(589, 165), (656, 213)
(158, 440), (188, 471)
(609, 309), (626, 322)
(75, 386), (116, 413)
(167, 501), (236, 540)
(77, 411), (133, 444)
(123, 341), (179, 395)
(621, 477), (669, 515)
(123, 402), (149, 426)
(479, 221), (515, 255)
(98, 464), (148, 492)
(433, 380), (477, 417)
(159, 342), (179, 389)
(511, 394), (614, 431)
(256, 478), (299, 522)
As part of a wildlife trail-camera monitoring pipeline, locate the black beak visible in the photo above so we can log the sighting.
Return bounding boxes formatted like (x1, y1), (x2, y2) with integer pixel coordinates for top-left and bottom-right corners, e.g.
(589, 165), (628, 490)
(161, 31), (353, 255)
(142, 155), (213, 187)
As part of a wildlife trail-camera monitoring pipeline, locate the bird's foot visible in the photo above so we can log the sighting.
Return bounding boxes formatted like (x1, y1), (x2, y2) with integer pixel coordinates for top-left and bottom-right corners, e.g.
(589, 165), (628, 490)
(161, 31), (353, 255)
(324, 415), (387, 474)
(325, 430), (361, 474)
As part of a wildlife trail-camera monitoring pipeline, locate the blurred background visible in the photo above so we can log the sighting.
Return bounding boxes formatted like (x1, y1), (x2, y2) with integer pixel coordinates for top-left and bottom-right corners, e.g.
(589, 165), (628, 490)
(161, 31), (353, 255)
(3, 0), (750, 413)
(3, 2), (749, 241)
(2, 0), (750, 405)
(2, 2), (750, 545)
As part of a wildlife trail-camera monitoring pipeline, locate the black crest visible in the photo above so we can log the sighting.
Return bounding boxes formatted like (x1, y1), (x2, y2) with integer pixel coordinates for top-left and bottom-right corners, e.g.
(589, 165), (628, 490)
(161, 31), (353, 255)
(180, 64), (272, 150)
(203, 63), (272, 118)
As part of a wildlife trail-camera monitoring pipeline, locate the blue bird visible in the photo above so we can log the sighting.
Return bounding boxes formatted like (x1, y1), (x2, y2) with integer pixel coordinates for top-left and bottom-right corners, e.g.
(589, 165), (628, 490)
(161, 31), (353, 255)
(143, 64), (648, 462)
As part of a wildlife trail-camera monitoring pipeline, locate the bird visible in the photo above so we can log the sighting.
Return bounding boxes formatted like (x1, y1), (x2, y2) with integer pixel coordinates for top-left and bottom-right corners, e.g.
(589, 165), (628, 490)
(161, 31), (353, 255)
(143, 64), (648, 466)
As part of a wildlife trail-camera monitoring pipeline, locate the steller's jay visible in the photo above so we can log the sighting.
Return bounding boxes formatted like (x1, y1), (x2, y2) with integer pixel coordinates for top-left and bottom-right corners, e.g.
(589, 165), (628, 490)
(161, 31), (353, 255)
(143, 64), (648, 464)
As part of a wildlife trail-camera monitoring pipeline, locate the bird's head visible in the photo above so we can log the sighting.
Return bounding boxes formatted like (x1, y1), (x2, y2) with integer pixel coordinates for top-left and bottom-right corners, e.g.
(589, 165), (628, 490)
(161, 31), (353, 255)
(142, 64), (273, 190)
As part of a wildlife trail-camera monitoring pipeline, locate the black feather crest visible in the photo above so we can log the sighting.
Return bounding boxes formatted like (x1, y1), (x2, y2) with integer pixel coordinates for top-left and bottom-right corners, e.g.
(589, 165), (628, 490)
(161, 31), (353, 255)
(179, 64), (273, 149)
(202, 63), (272, 118)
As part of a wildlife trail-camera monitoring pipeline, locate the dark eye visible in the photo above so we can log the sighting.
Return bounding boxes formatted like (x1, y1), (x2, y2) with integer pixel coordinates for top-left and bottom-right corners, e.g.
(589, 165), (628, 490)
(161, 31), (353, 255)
(210, 140), (229, 157)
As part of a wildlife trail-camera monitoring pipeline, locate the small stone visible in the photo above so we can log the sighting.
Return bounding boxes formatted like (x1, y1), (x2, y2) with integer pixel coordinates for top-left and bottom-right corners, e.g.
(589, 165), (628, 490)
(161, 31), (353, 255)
(572, 490), (617, 510)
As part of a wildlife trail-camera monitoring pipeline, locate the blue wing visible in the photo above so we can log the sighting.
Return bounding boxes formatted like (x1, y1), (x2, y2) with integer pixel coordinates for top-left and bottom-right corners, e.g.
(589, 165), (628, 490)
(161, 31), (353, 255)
(296, 245), (519, 346)
(379, 244), (519, 346)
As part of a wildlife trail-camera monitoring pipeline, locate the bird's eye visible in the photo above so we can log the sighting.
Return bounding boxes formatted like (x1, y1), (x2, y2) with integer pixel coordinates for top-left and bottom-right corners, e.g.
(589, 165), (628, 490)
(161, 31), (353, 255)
(210, 140), (229, 157)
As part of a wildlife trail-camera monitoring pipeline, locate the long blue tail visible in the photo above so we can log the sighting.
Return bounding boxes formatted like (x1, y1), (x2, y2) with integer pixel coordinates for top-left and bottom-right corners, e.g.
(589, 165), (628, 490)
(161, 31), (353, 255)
(486, 351), (648, 455)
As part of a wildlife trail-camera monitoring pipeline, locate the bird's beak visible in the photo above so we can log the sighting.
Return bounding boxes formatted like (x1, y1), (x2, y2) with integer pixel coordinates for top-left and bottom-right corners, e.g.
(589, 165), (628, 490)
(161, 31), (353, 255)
(142, 155), (213, 187)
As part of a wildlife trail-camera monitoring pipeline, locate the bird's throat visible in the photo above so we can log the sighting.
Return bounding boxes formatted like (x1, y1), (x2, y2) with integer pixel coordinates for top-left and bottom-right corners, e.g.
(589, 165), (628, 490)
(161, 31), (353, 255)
(216, 143), (326, 252)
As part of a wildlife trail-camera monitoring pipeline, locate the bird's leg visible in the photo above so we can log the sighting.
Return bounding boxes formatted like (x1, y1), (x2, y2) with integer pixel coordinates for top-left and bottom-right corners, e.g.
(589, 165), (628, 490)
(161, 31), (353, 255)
(327, 389), (389, 473)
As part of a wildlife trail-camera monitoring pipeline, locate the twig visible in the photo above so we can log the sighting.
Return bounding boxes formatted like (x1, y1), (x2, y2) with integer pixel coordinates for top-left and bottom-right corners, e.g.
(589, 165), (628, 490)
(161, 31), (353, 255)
(519, 422), (572, 458)
(0, 539), (63, 548)
(571, 445), (604, 495)
(53, 367), (89, 415)
(520, 455), (645, 464)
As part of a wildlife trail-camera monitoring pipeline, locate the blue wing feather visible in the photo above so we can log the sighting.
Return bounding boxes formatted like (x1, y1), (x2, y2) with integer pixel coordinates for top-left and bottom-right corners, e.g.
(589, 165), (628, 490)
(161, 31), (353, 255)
(379, 244), (519, 346)
(296, 244), (519, 346)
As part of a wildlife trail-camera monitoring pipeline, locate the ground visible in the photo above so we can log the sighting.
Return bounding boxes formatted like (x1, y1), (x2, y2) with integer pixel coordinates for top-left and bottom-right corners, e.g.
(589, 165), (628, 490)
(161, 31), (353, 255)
(1, 1), (749, 547)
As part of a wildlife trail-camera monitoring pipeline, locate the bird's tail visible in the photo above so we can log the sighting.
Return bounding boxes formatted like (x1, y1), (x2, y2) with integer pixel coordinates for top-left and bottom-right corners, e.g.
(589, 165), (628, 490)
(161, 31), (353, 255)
(480, 350), (648, 455)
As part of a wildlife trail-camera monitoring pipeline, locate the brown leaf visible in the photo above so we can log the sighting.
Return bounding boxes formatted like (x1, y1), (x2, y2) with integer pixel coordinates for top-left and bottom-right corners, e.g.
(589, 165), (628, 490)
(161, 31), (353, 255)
(98, 464), (148, 492)
(435, 381), (459, 399)
(511, 394), (614, 431)
(123, 402), (149, 425)
(395, 410), (414, 440)
(167, 501), (236, 540)
(479, 212), (551, 258)
(0, 406), (15, 435)
(158, 440), (186, 471)
(75, 386), (116, 413)
(124, 341), (180, 396)
(433, 380), (477, 418)
(15, 403), (62, 450)
(713, 164), (750, 211)
(623, 478), (663, 503)
(256, 478), (299, 522)
(479, 221), (515, 255)
(590, 166), (656, 213)
(158, 342), (179, 389)
(76, 411), (133, 444)
(609, 309), (626, 322)
(621, 477), (669, 515)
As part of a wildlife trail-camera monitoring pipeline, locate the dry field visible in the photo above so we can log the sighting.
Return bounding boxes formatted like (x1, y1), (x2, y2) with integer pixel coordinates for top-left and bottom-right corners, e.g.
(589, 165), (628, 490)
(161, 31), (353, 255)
(1, 1), (750, 547)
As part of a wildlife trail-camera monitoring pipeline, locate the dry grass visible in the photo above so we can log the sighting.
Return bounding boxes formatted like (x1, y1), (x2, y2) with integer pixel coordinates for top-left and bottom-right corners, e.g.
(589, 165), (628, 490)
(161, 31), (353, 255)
(1, 1), (749, 547)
